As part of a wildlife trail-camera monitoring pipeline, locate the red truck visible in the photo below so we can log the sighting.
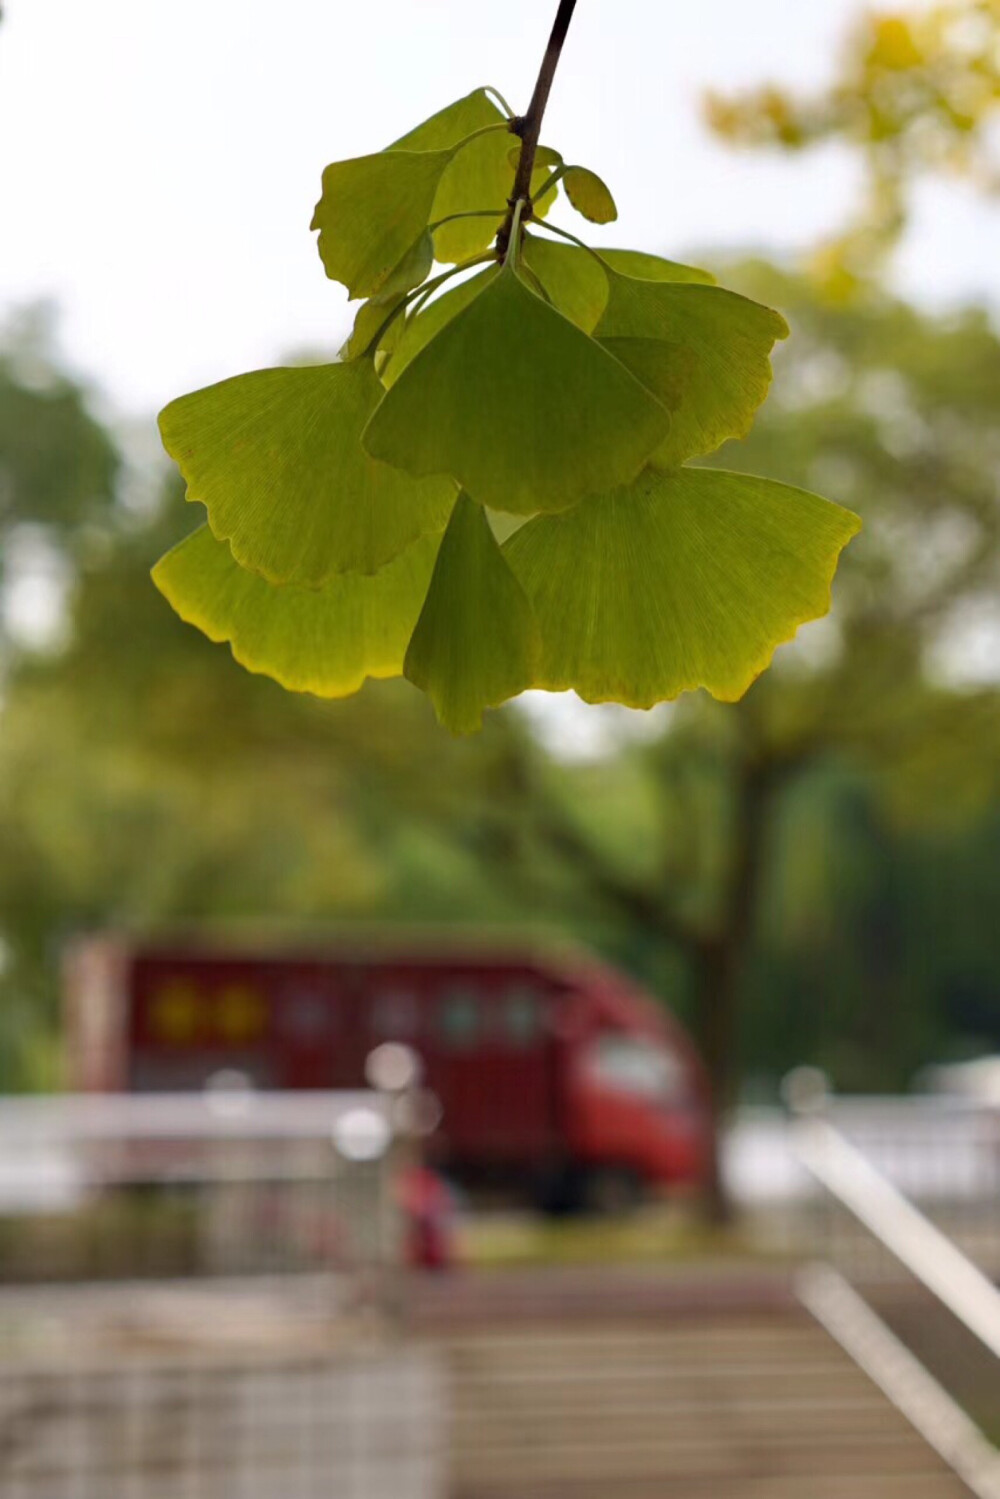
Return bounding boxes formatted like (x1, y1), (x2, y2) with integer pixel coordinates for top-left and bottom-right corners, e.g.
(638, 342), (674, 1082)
(64, 934), (711, 1212)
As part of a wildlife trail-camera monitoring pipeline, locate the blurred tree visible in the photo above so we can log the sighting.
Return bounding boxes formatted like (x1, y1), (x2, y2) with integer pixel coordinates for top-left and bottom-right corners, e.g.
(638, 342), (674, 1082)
(0, 305), (120, 594)
(706, 2), (1000, 291)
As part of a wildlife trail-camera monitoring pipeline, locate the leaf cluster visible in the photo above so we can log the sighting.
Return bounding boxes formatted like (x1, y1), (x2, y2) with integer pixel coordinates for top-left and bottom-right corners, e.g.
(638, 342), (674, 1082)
(155, 87), (860, 732)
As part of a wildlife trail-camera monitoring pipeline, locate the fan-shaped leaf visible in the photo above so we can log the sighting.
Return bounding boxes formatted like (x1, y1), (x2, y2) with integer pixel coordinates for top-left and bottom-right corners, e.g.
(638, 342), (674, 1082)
(363, 262), (672, 515)
(159, 359), (455, 586)
(153, 525), (442, 698)
(430, 131), (516, 263)
(504, 466), (861, 707)
(520, 234), (609, 332)
(311, 149), (454, 299)
(563, 165), (618, 223)
(404, 493), (539, 732)
(595, 276), (788, 465)
(381, 267), (499, 389)
(390, 88), (505, 152)
(431, 137), (559, 264)
(599, 248), (715, 285)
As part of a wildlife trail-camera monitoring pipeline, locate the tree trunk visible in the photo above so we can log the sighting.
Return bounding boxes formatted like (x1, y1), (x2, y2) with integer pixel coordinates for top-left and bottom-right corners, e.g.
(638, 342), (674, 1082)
(693, 760), (772, 1225)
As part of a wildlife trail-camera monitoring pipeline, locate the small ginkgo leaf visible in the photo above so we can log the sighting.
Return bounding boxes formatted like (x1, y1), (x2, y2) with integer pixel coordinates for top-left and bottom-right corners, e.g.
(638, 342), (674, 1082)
(521, 233), (609, 332)
(311, 149), (454, 299)
(504, 466), (861, 707)
(344, 293), (407, 361)
(159, 359), (455, 586)
(508, 142), (563, 171)
(598, 248), (715, 285)
(594, 275), (789, 465)
(563, 165), (618, 223)
(363, 261), (671, 514)
(404, 492), (540, 733)
(381, 267), (499, 389)
(153, 525), (441, 698)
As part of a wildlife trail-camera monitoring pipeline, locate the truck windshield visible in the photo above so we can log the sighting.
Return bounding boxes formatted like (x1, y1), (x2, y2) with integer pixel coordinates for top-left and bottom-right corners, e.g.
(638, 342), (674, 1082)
(587, 1036), (687, 1102)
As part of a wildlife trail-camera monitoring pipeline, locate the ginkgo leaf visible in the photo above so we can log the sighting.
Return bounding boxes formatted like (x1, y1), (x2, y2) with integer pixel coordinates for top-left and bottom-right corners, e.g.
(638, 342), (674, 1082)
(521, 233), (609, 332)
(508, 143), (563, 171)
(598, 248), (715, 285)
(390, 88), (506, 152)
(363, 261), (672, 514)
(594, 275), (789, 465)
(371, 229), (434, 302)
(159, 359), (455, 586)
(404, 492), (539, 732)
(504, 466), (861, 707)
(430, 131), (517, 263)
(381, 267), (499, 388)
(343, 292), (408, 361)
(431, 138), (558, 263)
(153, 525), (441, 698)
(563, 165), (618, 223)
(595, 338), (695, 414)
(311, 149), (454, 300)
(389, 91), (542, 264)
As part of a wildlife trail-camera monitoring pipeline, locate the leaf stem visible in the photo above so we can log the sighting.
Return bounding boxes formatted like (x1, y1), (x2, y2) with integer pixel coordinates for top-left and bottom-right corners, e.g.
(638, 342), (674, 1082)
(496, 0), (581, 260)
(529, 217), (616, 274)
(361, 254), (496, 358)
(428, 208), (508, 233)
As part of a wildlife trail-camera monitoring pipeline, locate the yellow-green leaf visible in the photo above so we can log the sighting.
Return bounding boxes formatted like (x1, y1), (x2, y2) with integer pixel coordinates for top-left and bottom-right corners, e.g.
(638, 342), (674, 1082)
(381, 267), (499, 389)
(520, 234), (609, 332)
(507, 143), (563, 171)
(389, 88), (511, 263)
(343, 292), (407, 361)
(363, 261), (671, 515)
(430, 130), (515, 263)
(153, 525), (442, 699)
(563, 165), (618, 223)
(390, 88), (505, 152)
(430, 137), (559, 264)
(595, 275), (788, 464)
(504, 466), (861, 707)
(311, 149), (453, 300)
(404, 493), (539, 732)
(598, 248), (715, 285)
(158, 360), (455, 586)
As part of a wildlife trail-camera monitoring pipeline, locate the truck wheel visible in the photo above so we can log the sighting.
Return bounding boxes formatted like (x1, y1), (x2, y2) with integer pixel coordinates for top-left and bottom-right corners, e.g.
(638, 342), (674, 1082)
(533, 1162), (585, 1217)
(584, 1165), (645, 1217)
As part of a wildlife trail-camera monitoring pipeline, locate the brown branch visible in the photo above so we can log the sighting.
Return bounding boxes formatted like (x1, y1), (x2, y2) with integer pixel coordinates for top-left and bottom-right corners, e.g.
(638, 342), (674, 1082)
(496, 0), (580, 260)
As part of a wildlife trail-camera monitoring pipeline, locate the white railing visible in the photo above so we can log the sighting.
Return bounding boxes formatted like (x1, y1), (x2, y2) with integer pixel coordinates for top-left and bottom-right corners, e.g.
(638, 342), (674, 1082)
(0, 1089), (406, 1283)
(787, 1078), (1000, 1499)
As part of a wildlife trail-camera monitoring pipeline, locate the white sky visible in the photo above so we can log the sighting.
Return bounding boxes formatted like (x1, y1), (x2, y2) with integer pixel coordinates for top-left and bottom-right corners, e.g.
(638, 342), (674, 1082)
(2, 0), (997, 418)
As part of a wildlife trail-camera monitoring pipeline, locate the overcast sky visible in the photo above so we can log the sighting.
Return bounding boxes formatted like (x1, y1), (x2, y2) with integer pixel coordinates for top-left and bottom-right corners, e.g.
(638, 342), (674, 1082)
(2, 0), (996, 419)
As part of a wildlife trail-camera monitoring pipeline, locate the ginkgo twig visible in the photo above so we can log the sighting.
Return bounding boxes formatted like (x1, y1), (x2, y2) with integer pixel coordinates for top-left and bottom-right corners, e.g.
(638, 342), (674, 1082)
(496, 0), (581, 259)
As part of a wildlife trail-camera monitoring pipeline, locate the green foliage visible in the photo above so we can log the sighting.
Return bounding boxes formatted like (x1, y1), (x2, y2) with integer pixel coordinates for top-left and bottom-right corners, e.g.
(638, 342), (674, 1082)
(152, 524), (441, 697)
(158, 360), (454, 583)
(155, 76), (860, 733)
(504, 467), (860, 706)
(404, 493), (540, 732)
(562, 164), (618, 223)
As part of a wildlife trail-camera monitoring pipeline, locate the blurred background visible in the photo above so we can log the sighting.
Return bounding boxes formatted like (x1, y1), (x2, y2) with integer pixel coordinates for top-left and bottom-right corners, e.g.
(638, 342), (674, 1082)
(2, 2), (1000, 1496)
